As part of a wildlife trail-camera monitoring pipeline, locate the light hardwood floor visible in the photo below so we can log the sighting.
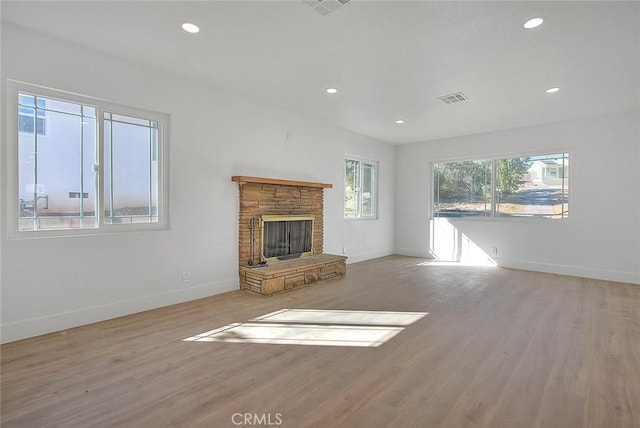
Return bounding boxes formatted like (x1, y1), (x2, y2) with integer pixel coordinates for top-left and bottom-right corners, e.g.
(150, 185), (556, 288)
(2, 256), (639, 427)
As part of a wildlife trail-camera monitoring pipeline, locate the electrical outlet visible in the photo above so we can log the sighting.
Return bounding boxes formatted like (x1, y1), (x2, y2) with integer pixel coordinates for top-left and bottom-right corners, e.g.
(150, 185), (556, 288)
(491, 247), (498, 256)
(342, 246), (347, 255)
(182, 270), (191, 284)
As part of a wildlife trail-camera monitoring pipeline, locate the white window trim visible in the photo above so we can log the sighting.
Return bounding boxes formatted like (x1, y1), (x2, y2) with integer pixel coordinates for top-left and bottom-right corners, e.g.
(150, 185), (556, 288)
(344, 154), (378, 220)
(6, 80), (170, 239)
(430, 149), (574, 223)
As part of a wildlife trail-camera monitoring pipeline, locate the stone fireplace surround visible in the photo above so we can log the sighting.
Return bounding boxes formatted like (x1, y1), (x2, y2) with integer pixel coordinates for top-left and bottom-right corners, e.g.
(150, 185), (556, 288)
(232, 176), (347, 295)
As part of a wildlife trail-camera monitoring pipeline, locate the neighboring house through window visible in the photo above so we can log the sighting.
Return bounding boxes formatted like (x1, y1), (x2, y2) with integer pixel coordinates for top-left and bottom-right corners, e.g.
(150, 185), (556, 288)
(344, 155), (378, 219)
(18, 94), (46, 135)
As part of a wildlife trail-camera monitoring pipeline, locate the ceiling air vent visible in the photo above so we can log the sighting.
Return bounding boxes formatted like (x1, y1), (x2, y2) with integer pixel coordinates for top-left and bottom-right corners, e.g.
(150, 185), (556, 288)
(437, 92), (469, 104)
(303, 0), (351, 16)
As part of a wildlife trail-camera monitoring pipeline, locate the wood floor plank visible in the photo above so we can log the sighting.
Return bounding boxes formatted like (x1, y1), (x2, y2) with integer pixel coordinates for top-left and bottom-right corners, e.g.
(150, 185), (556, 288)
(2, 256), (639, 427)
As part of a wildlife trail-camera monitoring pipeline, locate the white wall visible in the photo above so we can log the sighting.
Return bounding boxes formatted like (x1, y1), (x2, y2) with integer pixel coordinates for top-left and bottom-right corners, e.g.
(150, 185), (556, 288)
(396, 112), (640, 284)
(0, 24), (395, 343)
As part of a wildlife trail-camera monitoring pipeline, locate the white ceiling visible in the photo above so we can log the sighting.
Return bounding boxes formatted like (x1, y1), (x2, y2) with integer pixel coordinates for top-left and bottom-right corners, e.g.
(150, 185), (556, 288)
(2, 0), (639, 144)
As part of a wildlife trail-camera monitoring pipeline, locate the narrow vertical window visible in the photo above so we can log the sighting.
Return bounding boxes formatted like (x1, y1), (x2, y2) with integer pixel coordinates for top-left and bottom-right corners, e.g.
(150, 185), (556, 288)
(344, 158), (360, 218)
(344, 156), (378, 219)
(362, 162), (376, 216)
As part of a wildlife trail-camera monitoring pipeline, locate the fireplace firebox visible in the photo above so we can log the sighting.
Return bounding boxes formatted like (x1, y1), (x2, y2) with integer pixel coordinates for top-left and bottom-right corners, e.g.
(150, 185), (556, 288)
(261, 215), (314, 262)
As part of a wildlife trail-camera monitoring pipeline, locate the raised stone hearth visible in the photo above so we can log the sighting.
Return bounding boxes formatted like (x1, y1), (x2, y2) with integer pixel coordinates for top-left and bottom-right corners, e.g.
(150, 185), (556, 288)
(232, 176), (347, 295)
(240, 253), (347, 295)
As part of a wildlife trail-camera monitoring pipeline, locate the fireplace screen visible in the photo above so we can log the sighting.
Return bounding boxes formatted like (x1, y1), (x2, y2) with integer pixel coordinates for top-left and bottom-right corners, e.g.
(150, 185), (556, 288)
(262, 215), (314, 261)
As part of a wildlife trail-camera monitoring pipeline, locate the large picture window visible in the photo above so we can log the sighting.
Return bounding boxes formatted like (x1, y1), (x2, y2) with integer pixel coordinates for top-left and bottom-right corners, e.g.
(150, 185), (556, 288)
(433, 153), (569, 220)
(345, 156), (377, 219)
(10, 82), (168, 234)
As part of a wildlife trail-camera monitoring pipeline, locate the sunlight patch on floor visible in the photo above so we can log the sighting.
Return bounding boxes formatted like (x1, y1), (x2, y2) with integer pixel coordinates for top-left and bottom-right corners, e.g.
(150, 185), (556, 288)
(184, 323), (404, 347)
(184, 309), (428, 347)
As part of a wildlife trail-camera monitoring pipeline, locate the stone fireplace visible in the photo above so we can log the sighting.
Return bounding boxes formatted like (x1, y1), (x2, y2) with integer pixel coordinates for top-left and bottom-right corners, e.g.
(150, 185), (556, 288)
(232, 176), (347, 295)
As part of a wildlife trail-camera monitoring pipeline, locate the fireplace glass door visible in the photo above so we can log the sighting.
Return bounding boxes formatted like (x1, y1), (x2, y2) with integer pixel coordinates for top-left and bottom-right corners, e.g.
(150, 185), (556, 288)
(262, 216), (313, 261)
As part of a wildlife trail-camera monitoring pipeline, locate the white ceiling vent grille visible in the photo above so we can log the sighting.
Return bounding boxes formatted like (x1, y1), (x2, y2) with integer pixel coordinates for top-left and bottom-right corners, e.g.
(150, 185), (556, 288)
(437, 92), (469, 104)
(303, 0), (351, 16)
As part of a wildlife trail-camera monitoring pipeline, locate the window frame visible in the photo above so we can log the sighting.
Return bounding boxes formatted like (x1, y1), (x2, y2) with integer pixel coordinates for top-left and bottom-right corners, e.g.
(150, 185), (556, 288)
(344, 154), (378, 220)
(430, 150), (572, 222)
(6, 80), (170, 238)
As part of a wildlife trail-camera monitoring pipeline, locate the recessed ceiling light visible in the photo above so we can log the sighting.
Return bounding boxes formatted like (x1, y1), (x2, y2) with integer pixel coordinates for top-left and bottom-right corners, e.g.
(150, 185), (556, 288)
(325, 88), (338, 94)
(181, 22), (200, 34)
(395, 119), (405, 124)
(546, 87), (560, 94)
(523, 17), (544, 29)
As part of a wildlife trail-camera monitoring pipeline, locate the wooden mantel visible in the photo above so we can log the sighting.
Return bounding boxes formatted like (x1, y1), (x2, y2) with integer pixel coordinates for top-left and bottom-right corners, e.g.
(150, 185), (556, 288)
(231, 176), (333, 189)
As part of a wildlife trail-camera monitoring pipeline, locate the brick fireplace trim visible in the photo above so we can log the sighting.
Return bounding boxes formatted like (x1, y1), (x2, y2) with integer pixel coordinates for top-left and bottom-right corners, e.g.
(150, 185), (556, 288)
(232, 176), (346, 295)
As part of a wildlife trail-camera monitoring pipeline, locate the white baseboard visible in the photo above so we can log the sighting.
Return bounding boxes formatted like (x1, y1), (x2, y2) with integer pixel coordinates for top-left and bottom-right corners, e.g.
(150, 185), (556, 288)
(390, 250), (638, 284)
(393, 247), (432, 259)
(497, 259), (640, 285)
(1, 278), (238, 344)
(346, 248), (395, 264)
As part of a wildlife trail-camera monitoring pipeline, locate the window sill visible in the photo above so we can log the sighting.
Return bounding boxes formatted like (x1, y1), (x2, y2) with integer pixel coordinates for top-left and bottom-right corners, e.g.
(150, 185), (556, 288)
(344, 216), (379, 221)
(430, 215), (571, 224)
(8, 223), (170, 240)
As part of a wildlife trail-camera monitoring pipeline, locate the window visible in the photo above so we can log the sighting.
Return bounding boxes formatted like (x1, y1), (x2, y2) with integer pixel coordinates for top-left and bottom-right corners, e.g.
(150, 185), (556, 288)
(433, 153), (569, 220)
(345, 156), (377, 219)
(10, 82), (168, 234)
